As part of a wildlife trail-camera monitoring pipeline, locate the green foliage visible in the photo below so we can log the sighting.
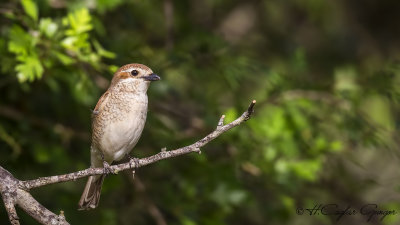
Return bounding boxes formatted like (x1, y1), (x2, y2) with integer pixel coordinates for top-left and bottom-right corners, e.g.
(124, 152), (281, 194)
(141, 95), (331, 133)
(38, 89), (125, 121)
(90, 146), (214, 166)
(8, 25), (42, 82)
(1, 0), (400, 225)
(62, 9), (93, 60)
(21, 0), (38, 22)
(6, 3), (113, 84)
(39, 18), (58, 38)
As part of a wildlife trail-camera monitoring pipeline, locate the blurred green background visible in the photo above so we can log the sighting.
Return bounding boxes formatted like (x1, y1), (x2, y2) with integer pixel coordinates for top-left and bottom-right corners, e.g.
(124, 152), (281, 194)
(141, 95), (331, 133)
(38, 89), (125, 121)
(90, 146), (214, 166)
(1, 0), (400, 224)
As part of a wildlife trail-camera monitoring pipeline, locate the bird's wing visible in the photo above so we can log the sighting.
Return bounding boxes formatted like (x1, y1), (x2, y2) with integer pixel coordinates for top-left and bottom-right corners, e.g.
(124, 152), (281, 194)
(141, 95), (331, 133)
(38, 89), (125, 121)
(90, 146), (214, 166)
(91, 91), (110, 149)
(92, 91), (110, 116)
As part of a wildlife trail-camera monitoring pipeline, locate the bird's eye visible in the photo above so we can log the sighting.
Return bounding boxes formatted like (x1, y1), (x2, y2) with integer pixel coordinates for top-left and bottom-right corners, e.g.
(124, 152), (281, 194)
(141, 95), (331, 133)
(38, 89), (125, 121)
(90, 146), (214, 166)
(130, 70), (139, 76)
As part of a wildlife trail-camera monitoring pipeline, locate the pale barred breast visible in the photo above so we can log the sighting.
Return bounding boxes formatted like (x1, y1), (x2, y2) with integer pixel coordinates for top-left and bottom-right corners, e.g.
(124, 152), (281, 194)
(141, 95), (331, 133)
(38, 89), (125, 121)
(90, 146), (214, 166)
(92, 80), (143, 143)
(91, 76), (150, 162)
(92, 90), (148, 161)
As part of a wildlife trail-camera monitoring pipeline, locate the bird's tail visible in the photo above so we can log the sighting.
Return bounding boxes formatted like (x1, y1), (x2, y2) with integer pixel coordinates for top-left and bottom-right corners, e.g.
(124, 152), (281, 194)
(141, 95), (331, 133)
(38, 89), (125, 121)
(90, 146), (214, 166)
(78, 175), (105, 210)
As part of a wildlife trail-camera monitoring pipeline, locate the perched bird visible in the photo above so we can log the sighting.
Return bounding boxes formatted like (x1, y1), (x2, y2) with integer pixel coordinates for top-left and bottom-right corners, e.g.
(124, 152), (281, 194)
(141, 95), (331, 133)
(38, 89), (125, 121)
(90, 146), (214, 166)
(78, 63), (160, 210)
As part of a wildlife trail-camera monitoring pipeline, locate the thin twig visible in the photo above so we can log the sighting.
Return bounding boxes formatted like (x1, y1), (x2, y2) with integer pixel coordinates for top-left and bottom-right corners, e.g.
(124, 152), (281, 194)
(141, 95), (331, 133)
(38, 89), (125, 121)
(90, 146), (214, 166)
(217, 114), (225, 127)
(21, 100), (256, 190)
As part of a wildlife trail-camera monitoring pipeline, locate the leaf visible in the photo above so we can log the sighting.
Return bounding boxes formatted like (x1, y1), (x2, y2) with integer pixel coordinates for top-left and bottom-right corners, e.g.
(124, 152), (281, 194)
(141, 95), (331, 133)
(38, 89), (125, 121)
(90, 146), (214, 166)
(61, 36), (78, 49)
(53, 51), (75, 65)
(15, 55), (44, 82)
(93, 40), (115, 59)
(8, 25), (33, 55)
(39, 18), (58, 38)
(64, 8), (92, 35)
(21, 0), (38, 22)
(61, 8), (95, 59)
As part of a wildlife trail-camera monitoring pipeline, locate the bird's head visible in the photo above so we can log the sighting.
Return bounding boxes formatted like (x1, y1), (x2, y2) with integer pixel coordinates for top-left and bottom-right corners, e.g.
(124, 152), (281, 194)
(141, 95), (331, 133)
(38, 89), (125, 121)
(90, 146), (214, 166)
(110, 63), (160, 91)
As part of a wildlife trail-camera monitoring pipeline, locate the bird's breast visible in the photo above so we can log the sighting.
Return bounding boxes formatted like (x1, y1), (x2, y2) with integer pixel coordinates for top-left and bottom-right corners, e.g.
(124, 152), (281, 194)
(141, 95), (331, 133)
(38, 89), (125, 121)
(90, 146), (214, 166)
(93, 92), (148, 162)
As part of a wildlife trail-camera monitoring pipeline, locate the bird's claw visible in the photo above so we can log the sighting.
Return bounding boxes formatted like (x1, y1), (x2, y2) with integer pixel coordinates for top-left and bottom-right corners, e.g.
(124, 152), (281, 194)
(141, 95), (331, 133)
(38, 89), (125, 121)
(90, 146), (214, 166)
(103, 161), (116, 175)
(127, 155), (139, 170)
(126, 155), (139, 180)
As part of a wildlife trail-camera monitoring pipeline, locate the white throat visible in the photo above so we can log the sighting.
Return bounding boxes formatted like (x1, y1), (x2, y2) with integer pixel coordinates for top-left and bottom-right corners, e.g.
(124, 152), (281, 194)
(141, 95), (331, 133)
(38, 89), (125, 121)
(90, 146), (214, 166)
(113, 78), (150, 94)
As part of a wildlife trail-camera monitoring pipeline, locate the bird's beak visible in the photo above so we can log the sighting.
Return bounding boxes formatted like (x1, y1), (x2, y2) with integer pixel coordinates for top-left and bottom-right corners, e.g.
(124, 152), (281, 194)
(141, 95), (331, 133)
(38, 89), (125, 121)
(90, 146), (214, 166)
(144, 73), (161, 81)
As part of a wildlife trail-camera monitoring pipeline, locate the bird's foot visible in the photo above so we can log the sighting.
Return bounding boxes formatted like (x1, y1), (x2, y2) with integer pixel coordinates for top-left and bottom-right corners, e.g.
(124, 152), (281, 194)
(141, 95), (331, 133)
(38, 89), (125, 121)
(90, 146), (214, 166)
(103, 161), (116, 175)
(126, 155), (139, 169)
(126, 154), (139, 180)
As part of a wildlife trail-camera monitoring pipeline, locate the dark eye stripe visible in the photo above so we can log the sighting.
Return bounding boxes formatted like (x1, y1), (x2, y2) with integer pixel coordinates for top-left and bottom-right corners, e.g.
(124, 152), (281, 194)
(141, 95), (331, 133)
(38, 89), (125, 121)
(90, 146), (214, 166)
(131, 70), (139, 76)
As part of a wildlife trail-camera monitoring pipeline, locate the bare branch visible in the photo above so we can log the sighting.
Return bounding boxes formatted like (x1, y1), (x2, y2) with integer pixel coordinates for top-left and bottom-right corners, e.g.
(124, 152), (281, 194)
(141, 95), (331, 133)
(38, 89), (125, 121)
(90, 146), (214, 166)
(0, 100), (256, 224)
(0, 166), (20, 225)
(21, 100), (256, 190)
(217, 114), (225, 127)
(3, 196), (19, 225)
(0, 165), (70, 225)
(16, 189), (69, 225)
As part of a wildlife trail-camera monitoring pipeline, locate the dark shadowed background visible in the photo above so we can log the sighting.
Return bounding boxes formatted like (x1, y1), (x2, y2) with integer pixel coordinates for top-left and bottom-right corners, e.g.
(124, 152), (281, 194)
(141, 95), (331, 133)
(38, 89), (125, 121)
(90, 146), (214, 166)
(1, 0), (400, 224)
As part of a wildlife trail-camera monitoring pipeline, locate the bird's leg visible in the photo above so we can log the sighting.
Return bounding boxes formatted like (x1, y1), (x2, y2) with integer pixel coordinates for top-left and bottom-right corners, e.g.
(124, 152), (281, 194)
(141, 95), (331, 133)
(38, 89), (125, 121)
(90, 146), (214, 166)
(126, 154), (139, 180)
(100, 152), (116, 175)
(102, 161), (116, 175)
(126, 154), (140, 169)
